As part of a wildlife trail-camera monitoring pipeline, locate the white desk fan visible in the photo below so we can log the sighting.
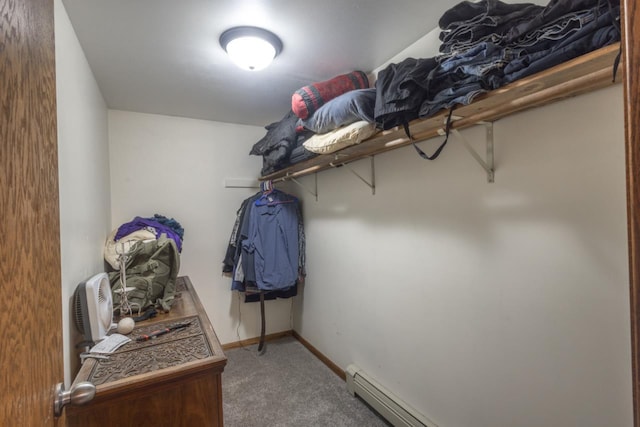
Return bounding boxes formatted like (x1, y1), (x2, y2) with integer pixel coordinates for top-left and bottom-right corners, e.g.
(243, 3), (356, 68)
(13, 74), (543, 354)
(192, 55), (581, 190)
(72, 272), (115, 344)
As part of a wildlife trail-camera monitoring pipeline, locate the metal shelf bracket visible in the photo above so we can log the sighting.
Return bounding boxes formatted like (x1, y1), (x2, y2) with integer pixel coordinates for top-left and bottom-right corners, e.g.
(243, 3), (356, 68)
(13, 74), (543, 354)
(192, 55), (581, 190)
(440, 121), (495, 183)
(330, 156), (376, 195)
(286, 173), (318, 201)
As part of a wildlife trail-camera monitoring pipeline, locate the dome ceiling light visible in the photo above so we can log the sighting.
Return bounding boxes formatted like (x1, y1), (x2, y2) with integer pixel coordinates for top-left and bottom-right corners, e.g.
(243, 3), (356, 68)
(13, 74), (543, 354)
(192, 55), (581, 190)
(219, 26), (283, 71)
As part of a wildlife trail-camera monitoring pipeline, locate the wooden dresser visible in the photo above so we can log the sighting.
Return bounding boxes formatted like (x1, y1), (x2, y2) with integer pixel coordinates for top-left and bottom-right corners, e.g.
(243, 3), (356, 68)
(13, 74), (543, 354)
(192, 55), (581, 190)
(66, 276), (227, 427)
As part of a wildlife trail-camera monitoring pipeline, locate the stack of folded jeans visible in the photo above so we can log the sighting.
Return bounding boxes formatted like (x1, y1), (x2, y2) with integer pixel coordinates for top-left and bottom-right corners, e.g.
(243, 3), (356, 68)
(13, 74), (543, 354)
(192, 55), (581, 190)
(502, 0), (620, 82)
(434, 0), (621, 108)
(419, 41), (516, 118)
(374, 0), (620, 132)
(438, 0), (544, 55)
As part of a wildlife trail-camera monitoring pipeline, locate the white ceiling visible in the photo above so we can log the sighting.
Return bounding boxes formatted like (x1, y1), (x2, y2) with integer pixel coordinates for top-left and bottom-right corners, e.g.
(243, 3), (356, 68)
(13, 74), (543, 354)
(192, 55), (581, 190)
(61, 0), (457, 127)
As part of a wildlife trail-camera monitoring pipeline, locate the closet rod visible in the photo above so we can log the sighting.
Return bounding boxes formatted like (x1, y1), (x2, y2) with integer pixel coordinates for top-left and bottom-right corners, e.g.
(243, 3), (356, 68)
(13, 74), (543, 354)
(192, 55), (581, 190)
(224, 178), (260, 189)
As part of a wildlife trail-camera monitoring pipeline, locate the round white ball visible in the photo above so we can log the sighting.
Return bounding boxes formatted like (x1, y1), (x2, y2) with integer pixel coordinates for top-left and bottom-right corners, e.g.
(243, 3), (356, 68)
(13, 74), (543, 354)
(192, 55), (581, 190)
(117, 317), (135, 335)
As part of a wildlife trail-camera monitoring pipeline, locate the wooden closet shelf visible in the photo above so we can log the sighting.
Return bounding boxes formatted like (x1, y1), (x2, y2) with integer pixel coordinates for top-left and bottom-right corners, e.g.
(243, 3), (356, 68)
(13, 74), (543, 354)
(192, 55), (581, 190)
(260, 42), (622, 182)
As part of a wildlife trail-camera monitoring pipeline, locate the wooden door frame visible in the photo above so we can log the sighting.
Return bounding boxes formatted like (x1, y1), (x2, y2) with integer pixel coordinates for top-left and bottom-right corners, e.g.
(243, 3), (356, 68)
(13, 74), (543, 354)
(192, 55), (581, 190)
(621, 0), (640, 425)
(1, 0), (63, 425)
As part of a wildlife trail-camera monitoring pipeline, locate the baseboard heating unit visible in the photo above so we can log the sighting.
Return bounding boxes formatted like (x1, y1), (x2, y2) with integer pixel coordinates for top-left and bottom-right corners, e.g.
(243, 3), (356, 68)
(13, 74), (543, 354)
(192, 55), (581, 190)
(345, 364), (438, 427)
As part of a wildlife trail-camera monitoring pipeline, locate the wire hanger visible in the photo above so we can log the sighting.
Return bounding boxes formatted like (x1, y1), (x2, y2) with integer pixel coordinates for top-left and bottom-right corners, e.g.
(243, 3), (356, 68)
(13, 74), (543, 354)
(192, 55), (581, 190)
(255, 182), (297, 206)
(260, 180), (273, 194)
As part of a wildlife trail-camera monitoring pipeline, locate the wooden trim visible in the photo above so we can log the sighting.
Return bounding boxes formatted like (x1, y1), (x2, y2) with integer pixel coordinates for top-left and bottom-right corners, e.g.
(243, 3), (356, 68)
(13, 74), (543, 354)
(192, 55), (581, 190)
(291, 331), (346, 382)
(221, 330), (294, 351)
(1, 1), (63, 425)
(181, 277), (227, 360)
(222, 330), (346, 382)
(622, 1), (640, 425)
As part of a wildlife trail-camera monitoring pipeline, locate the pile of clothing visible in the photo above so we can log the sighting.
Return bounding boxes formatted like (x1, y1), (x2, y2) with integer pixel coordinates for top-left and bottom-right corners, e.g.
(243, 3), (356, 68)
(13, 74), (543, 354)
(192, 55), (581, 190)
(105, 214), (184, 313)
(104, 214), (184, 270)
(251, 0), (621, 174)
(251, 71), (375, 176)
(375, 0), (621, 130)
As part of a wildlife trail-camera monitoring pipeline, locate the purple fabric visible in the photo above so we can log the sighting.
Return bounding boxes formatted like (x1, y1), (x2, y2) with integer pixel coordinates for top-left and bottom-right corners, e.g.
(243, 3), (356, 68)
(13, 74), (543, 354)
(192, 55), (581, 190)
(115, 216), (183, 252)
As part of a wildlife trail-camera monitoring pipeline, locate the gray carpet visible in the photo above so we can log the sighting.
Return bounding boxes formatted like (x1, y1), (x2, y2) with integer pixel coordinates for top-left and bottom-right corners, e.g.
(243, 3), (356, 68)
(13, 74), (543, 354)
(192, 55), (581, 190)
(222, 336), (391, 427)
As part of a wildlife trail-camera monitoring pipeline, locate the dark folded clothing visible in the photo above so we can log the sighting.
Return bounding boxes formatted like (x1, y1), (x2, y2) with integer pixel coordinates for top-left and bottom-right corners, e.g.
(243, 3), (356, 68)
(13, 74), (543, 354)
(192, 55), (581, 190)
(250, 110), (298, 156)
(289, 145), (318, 164)
(374, 57), (437, 130)
(504, 4), (620, 82)
(261, 145), (290, 176)
(506, 0), (604, 42)
(439, 0), (544, 54)
(260, 131), (317, 175)
(371, 0), (621, 149)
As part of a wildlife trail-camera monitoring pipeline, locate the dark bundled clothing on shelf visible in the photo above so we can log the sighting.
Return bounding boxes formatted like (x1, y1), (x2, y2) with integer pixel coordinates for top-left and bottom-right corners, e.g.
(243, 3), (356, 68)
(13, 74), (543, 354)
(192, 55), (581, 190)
(250, 110), (298, 175)
(251, 110), (316, 176)
(289, 141), (318, 165)
(374, 56), (437, 131)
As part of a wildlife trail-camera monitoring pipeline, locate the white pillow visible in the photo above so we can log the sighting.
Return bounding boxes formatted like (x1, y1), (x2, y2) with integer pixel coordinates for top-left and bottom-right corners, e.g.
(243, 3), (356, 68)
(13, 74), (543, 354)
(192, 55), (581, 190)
(303, 121), (377, 154)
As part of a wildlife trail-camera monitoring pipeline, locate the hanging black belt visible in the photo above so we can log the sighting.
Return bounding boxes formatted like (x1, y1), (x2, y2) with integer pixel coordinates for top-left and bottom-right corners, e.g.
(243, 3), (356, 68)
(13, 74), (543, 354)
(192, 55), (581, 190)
(258, 291), (266, 354)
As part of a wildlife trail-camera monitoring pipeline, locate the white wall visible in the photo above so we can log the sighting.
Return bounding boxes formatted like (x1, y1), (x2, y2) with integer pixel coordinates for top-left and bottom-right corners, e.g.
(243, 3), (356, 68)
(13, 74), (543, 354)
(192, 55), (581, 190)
(54, 0), (111, 386)
(293, 24), (632, 427)
(108, 110), (295, 345)
(293, 84), (632, 427)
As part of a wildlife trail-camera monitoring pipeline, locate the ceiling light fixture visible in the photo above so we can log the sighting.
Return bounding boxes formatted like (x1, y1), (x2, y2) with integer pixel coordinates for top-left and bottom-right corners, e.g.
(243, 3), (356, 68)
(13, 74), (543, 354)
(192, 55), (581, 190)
(219, 26), (283, 71)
